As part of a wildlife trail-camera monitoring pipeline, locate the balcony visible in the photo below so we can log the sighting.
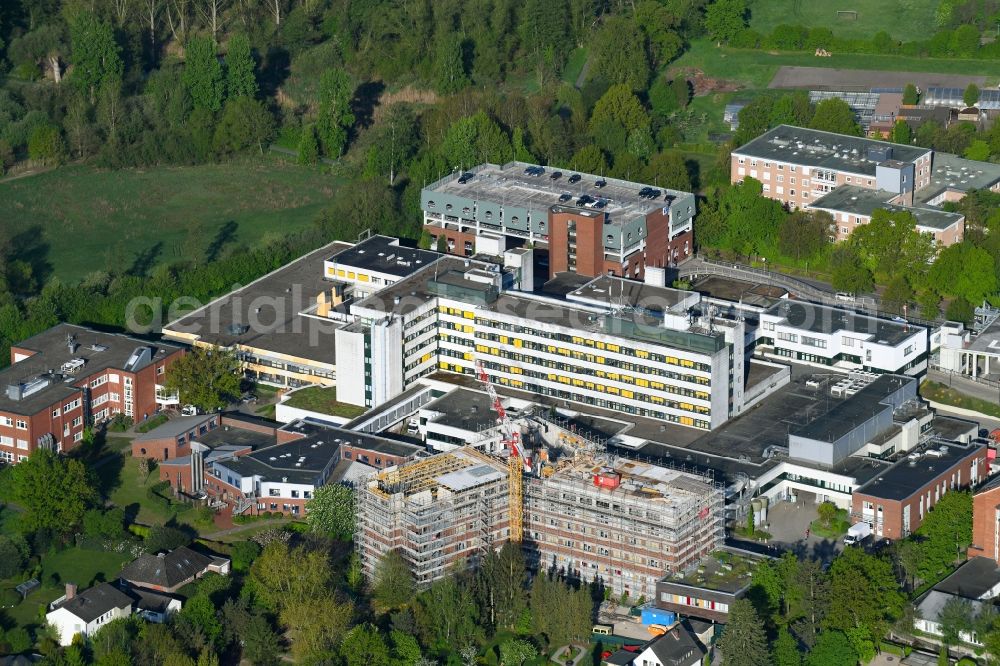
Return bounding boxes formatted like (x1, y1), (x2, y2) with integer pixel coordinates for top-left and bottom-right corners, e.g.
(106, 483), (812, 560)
(154, 385), (180, 405)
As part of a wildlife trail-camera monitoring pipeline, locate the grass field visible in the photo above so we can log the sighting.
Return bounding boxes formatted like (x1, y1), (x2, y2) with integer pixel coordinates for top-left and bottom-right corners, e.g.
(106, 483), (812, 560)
(0, 155), (341, 283)
(671, 39), (1000, 90)
(748, 0), (940, 41)
(3, 546), (132, 630)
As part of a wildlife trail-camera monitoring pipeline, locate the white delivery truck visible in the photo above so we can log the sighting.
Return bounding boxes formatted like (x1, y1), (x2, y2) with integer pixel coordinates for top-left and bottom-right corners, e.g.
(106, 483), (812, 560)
(843, 522), (872, 546)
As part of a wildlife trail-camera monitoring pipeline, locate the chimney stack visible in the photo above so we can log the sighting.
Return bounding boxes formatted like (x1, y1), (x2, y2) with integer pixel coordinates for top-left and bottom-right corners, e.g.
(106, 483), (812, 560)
(65, 583), (77, 600)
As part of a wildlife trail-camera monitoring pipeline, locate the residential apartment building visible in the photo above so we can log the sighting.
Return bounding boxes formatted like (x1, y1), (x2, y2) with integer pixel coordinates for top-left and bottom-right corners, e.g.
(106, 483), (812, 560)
(524, 458), (723, 599)
(851, 439), (986, 539)
(338, 257), (759, 430)
(0, 324), (184, 460)
(757, 300), (928, 375)
(421, 162), (696, 279)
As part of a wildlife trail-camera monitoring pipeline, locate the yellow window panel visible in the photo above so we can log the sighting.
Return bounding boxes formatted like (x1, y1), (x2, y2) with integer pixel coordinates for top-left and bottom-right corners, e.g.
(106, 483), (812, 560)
(558, 376), (570, 384)
(500, 336), (509, 344)
(514, 339), (523, 348)
(326, 267), (335, 276)
(680, 416), (694, 426)
(636, 350), (650, 359)
(666, 357), (678, 365)
(596, 356), (606, 364)
(464, 325), (474, 334)
(440, 362), (450, 370)
(348, 272), (356, 279)
(336, 269), (346, 277)
(621, 390), (634, 399)
(607, 386), (620, 395)
(548, 373), (558, 381)
(463, 352), (473, 361)
(511, 367), (523, 374)
(585, 339), (595, 347)
(596, 385), (606, 392)
(490, 347), (499, 355)
(463, 310), (474, 319)
(547, 345), (556, 353)
(596, 342), (606, 350)
(573, 379), (584, 387)
(681, 403), (693, 411)
(421, 353), (431, 363)
(622, 375), (634, 384)
(357, 273), (370, 282)
(651, 396), (665, 404)
(606, 344), (620, 353)
(476, 344), (488, 353)
(636, 379), (649, 388)
(585, 382), (595, 390)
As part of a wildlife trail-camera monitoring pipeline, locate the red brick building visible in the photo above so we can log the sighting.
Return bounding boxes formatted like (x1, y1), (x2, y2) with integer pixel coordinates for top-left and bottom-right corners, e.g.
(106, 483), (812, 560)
(1, 324), (184, 461)
(155, 416), (423, 516)
(132, 413), (220, 461)
(968, 477), (1000, 564)
(851, 440), (987, 540)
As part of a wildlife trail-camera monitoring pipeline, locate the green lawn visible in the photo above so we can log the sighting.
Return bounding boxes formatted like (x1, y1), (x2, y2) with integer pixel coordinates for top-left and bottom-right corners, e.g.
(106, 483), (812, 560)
(105, 455), (177, 526)
(0, 155), (340, 283)
(2, 546), (132, 630)
(671, 39), (1000, 90)
(282, 386), (367, 420)
(921, 381), (1000, 419)
(748, 0), (940, 42)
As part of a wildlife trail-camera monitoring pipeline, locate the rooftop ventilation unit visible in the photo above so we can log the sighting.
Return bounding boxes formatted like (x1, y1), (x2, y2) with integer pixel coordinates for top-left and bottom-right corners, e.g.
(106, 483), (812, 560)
(60, 359), (85, 374)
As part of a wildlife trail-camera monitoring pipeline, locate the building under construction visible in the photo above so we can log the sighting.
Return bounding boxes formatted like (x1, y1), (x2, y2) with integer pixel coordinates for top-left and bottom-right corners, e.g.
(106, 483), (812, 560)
(356, 447), (511, 586)
(356, 441), (723, 595)
(525, 455), (724, 600)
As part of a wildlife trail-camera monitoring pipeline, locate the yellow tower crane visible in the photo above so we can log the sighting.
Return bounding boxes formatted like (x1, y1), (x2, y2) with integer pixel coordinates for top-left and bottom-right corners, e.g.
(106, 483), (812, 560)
(475, 360), (528, 542)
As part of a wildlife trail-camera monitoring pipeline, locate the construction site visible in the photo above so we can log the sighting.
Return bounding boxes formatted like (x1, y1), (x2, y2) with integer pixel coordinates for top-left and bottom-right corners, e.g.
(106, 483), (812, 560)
(356, 362), (725, 596)
(355, 447), (511, 585)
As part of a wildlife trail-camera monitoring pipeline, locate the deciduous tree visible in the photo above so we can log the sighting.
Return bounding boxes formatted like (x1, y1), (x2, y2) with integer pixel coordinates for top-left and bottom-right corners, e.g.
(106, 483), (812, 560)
(163, 346), (240, 413)
(3, 449), (98, 535)
(225, 33), (257, 99)
(183, 36), (224, 112)
(704, 0), (747, 43)
(373, 550), (415, 614)
(305, 483), (355, 539)
(316, 69), (355, 158)
(810, 98), (861, 136)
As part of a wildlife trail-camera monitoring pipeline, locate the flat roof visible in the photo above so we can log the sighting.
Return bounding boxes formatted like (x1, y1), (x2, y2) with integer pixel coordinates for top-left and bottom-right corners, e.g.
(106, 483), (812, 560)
(917, 152), (1000, 203)
(1, 323), (182, 416)
(425, 161), (691, 227)
(691, 276), (786, 308)
(196, 425), (275, 451)
(436, 464), (505, 491)
(809, 186), (964, 231)
(224, 433), (343, 484)
(164, 240), (352, 365)
(854, 440), (984, 501)
(732, 125), (930, 175)
(134, 414), (217, 442)
(567, 275), (691, 313)
(793, 375), (914, 442)
(279, 419), (422, 458)
(327, 235), (439, 278)
(489, 293), (727, 355)
(933, 557), (1000, 599)
(351, 257), (498, 318)
(967, 318), (1000, 355)
(764, 300), (921, 346)
(423, 388), (499, 432)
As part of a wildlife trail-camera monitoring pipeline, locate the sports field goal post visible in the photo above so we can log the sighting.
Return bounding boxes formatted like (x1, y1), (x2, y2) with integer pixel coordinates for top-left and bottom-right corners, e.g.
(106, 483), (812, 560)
(837, 10), (858, 20)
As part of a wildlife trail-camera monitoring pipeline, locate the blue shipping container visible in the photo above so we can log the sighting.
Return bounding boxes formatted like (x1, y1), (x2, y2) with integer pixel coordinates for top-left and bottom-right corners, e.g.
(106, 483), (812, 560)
(640, 608), (676, 626)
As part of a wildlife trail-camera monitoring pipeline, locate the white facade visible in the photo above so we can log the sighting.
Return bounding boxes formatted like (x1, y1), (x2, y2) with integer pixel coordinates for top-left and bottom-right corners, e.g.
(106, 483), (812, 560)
(758, 304), (927, 375)
(47, 600), (132, 647)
